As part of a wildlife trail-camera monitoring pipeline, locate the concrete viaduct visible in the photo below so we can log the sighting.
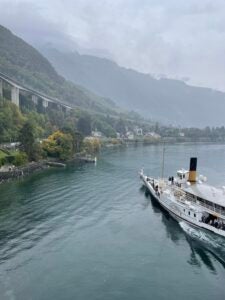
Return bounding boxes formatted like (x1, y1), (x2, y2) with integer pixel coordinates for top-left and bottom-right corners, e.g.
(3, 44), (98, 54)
(0, 71), (72, 112)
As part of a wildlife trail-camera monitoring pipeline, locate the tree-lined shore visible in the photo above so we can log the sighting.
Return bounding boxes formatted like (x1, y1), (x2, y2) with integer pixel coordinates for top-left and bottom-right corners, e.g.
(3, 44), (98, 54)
(0, 95), (142, 171)
(1, 95), (225, 173)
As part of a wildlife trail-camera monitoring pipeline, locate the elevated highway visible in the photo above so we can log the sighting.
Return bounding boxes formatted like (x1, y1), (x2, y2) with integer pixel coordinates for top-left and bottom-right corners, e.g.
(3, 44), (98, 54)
(0, 71), (72, 112)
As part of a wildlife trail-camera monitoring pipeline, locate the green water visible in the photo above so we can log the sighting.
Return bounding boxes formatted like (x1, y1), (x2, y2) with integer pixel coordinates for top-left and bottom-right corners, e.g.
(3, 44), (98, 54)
(0, 144), (225, 300)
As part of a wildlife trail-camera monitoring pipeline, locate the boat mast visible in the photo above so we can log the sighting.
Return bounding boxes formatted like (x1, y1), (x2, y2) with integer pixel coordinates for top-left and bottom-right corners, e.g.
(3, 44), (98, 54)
(161, 142), (165, 179)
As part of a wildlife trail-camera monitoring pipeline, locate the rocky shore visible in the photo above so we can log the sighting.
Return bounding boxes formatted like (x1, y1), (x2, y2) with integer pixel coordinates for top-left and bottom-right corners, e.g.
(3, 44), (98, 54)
(0, 154), (97, 184)
(0, 161), (49, 184)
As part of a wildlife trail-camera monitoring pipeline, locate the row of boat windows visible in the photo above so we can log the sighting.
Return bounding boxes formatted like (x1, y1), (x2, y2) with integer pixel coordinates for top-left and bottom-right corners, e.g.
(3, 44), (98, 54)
(183, 207), (225, 230)
(183, 208), (196, 218)
(186, 192), (225, 211)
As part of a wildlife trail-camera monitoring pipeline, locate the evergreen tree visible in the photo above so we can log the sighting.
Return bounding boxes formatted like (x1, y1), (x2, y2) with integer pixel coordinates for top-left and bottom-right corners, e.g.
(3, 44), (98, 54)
(19, 121), (38, 160)
(77, 115), (92, 136)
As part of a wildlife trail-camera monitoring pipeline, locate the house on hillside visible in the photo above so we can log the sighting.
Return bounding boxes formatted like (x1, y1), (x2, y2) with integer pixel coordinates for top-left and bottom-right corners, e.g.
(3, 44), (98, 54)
(179, 132), (185, 137)
(92, 130), (103, 138)
(116, 132), (121, 138)
(134, 127), (143, 136)
(126, 132), (134, 140)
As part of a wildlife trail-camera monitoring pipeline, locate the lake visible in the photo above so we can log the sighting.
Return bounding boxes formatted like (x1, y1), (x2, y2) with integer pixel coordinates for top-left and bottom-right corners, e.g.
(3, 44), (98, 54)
(0, 143), (225, 299)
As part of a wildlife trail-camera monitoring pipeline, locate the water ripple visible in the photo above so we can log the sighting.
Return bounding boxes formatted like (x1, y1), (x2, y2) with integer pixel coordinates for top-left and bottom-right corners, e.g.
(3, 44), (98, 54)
(0, 145), (225, 300)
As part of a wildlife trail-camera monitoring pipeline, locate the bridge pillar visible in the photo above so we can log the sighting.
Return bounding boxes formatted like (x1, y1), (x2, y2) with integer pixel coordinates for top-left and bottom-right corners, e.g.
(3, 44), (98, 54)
(11, 86), (20, 106)
(0, 79), (3, 98)
(31, 95), (38, 105)
(65, 106), (71, 113)
(42, 99), (48, 108)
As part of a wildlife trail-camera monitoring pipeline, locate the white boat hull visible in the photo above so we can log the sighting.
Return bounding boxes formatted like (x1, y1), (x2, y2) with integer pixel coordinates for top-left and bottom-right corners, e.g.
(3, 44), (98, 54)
(140, 172), (225, 238)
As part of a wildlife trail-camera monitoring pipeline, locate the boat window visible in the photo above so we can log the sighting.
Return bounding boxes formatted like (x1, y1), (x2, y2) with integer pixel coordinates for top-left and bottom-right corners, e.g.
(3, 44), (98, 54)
(197, 196), (204, 203)
(198, 197), (214, 208)
(183, 209), (185, 212)
(196, 196), (225, 213)
(188, 211), (190, 215)
(194, 213), (196, 217)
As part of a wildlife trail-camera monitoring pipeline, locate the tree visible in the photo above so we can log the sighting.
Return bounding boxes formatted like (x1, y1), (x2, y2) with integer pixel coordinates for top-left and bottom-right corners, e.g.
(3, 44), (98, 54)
(92, 117), (116, 138)
(19, 121), (42, 161)
(154, 122), (159, 133)
(19, 121), (38, 160)
(13, 152), (28, 166)
(73, 131), (83, 153)
(42, 130), (73, 161)
(83, 137), (101, 154)
(115, 118), (126, 135)
(0, 99), (24, 143)
(77, 115), (92, 136)
(61, 127), (84, 153)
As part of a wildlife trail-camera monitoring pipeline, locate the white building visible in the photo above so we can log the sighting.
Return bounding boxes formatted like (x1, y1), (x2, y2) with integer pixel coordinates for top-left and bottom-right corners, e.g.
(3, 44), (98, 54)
(134, 127), (143, 136)
(92, 130), (103, 138)
(126, 131), (134, 140)
(116, 132), (121, 138)
(145, 132), (161, 139)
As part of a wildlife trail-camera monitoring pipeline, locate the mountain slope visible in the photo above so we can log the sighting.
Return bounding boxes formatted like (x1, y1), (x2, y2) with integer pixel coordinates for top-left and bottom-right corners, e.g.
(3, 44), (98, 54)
(41, 47), (225, 127)
(0, 25), (117, 115)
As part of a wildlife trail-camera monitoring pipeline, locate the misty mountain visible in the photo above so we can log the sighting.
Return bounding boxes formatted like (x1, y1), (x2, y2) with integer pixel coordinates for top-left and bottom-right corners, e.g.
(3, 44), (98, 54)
(0, 25), (118, 115)
(41, 47), (225, 127)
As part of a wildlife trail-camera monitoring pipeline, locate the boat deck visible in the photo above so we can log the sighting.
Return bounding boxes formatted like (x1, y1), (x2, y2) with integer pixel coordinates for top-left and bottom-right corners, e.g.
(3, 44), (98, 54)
(184, 184), (225, 207)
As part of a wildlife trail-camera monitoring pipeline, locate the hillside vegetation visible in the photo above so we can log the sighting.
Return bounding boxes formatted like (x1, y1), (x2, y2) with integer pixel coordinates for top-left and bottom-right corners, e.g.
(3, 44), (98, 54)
(0, 25), (118, 115)
(0, 97), (109, 165)
(0, 96), (157, 166)
(0, 95), (154, 145)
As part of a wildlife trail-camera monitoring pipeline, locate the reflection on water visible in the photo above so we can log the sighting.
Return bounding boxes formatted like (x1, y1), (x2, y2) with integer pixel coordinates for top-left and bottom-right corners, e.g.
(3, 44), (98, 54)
(0, 144), (225, 299)
(0, 166), (100, 266)
(181, 223), (225, 272)
(140, 186), (186, 242)
(186, 236), (225, 273)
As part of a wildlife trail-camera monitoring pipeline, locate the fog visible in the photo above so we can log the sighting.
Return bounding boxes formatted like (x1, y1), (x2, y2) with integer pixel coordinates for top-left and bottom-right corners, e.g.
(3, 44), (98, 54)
(0, 0), (224, 91)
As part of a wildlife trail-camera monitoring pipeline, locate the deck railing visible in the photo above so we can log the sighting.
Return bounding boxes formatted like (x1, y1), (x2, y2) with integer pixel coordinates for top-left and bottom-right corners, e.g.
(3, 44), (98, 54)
(169, 184), (225, 217)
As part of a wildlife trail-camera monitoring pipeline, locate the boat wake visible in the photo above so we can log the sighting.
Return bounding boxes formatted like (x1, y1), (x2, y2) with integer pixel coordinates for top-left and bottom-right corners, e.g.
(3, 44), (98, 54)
(179, 221), (225, 269)
(179, 221), (225, 249)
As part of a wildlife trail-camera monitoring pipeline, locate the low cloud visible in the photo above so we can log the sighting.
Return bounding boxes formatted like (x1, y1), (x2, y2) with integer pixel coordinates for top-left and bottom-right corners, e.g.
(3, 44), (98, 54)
(0, 0), (225, 91)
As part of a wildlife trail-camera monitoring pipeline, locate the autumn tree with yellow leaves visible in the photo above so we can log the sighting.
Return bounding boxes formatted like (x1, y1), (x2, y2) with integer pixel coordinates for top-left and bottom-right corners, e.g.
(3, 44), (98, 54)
(42, 130), (73, 161)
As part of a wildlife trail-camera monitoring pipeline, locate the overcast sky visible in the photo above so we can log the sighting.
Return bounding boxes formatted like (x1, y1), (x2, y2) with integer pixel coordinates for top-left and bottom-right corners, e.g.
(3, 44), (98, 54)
(0, 0), (225, 91)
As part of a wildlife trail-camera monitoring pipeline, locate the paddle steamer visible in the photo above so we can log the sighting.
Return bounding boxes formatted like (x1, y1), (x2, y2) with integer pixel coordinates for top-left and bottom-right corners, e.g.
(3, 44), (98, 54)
(140, 158), (225, 237)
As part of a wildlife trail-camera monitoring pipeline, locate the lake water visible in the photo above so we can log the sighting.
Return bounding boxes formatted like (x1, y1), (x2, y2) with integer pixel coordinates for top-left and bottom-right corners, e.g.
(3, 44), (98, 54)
(0, 143), (225, 300)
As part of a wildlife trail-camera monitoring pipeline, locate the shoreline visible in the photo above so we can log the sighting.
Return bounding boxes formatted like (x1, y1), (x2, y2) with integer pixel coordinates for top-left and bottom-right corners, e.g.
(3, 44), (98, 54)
(0, 155), (97, 185)
(0, 161), (49, 185)
(1, 141), (225, 185)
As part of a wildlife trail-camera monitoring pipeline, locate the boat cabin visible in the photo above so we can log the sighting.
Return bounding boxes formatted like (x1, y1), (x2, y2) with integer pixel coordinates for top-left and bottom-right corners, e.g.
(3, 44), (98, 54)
(176, 169), (189, 184)
(184, 184), (225, 217)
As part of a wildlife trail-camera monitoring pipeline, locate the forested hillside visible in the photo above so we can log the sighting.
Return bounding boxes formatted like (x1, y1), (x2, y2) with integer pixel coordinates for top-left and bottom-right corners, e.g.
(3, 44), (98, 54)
(0, 25), (118, 115)
(41, 47), (225, 127)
